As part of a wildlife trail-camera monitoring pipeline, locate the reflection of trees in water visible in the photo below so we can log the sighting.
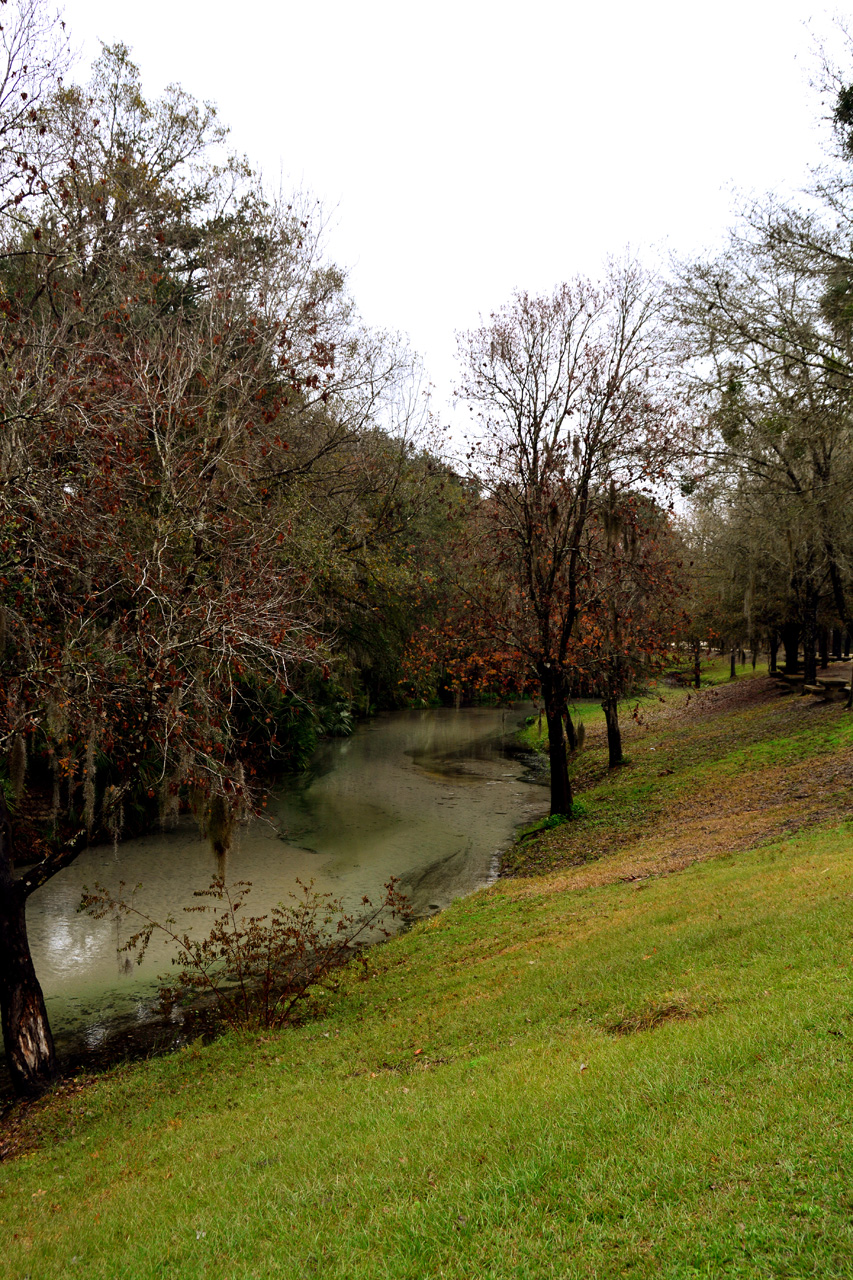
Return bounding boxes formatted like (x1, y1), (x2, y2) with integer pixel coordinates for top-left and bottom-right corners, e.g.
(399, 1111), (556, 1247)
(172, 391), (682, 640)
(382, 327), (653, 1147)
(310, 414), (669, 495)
(410, 733), (510, 776)
(21, 706), (544, 1077)
(399, 839), (475, 912)
(115, 916), (133, 976)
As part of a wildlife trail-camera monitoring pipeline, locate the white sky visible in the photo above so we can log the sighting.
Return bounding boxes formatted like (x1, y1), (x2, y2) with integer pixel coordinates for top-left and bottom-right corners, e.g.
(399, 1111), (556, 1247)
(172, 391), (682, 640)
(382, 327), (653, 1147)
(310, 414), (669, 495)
(66, 0), (844, 423)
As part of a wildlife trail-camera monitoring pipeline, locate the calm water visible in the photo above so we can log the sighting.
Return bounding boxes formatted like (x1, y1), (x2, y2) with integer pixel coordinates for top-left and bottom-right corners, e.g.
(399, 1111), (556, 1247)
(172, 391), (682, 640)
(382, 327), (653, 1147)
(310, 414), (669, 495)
(25, 706), (547, 1054)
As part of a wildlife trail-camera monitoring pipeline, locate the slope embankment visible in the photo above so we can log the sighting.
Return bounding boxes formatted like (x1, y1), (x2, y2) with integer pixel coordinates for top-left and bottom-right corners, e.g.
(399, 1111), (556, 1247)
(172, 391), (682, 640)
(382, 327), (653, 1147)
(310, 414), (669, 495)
(2, 668), (852, 1279)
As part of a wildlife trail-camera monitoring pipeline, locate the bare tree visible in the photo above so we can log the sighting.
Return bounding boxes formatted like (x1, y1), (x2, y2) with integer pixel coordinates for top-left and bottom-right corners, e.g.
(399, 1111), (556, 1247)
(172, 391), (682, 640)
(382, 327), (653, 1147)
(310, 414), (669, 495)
(0, 0), (70, 218)
(456, 262), (680, 814)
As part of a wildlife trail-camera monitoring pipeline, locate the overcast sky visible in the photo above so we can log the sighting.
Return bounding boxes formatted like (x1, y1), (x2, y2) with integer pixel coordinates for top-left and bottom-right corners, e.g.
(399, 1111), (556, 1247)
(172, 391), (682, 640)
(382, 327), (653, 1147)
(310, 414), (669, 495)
(66, 0), (844, 420)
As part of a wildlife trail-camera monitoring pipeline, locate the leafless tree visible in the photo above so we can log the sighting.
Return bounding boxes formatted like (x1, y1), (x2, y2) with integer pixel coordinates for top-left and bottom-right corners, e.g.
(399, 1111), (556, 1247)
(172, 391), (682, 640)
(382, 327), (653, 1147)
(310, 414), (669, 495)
(457, 261), (682, 813)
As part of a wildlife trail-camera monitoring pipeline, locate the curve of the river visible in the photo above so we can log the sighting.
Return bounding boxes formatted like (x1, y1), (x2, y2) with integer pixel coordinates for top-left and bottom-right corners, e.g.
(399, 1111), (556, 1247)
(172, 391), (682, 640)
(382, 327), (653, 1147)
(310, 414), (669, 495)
(24, 705), (547, 1058)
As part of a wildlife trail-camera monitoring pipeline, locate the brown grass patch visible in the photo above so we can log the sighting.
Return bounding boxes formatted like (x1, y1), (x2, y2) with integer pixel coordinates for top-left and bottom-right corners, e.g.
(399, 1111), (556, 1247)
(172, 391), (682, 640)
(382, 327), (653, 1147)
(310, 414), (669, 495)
(602, 992), (708, 1036)
(506, 671), (853, 895)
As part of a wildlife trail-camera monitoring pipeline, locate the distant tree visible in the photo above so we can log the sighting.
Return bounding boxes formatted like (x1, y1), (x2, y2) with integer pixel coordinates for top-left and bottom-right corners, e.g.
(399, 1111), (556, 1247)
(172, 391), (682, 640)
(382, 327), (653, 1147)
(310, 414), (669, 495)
(679, 483), (820, 682)
(672, 48), (853, 701)
(455, 264), (683, 813)
(579, 495), (685, 767)
(0, 0), (70, 218)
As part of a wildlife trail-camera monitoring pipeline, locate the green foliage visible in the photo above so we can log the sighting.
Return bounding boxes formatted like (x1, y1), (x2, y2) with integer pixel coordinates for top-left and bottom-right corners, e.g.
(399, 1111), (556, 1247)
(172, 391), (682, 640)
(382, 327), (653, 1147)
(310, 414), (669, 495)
(821, 265), (853, 330)
(318, 699), (355, 738)
(518, 811), (573, 840)
(834, 82), (853, 158)
(0, 28), (447, 889)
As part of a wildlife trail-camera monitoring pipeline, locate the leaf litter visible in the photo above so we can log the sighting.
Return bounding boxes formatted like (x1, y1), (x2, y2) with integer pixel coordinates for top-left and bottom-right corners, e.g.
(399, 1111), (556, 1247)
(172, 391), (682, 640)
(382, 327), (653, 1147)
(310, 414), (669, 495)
(505, 674), (853, 892)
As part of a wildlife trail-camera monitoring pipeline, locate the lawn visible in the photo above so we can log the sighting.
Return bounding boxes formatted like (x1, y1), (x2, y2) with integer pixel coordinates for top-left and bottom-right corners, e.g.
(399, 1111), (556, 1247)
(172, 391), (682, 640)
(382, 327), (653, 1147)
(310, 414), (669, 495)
(2, 667), (853, 1278)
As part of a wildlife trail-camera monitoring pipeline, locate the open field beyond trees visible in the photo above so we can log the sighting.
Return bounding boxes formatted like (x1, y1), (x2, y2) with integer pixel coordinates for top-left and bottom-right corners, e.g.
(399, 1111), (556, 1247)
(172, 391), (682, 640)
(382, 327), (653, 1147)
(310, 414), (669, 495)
(2, 668), (853, 1278)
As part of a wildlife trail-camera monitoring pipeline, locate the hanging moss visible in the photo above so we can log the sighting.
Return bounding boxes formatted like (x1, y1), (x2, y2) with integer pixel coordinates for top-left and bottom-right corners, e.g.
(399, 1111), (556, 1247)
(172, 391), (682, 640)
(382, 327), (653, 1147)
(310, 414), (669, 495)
(9, 735), (26, 800)
(206, 793), (235, 860)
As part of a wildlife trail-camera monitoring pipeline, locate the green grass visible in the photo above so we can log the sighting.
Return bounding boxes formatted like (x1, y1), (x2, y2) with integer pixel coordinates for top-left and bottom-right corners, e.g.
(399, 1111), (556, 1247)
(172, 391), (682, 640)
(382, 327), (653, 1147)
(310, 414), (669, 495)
(516, 659), (770, 758)
(3, 673), (853, 1278)
(516, 698), (606, 754)
(504, 659), (853, 877)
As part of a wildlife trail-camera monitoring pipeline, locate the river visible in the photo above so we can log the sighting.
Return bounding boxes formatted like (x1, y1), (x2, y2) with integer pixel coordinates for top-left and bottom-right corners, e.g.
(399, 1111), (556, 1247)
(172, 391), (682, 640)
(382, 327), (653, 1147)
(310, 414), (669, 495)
(23, 705), (547, 1062)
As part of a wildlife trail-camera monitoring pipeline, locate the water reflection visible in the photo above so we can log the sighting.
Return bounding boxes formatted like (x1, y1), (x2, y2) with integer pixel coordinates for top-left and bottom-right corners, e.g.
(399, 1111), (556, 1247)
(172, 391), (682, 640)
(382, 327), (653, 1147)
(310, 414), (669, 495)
(26, 706), (546, 1049)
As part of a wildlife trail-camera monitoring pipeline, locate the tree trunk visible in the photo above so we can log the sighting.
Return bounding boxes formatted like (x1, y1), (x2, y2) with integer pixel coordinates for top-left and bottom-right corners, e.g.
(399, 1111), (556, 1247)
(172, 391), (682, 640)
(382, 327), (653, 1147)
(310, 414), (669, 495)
(0, 794), (57, 1096)
(819, 628), (829, 670)
(693, 639), (701, 688)
(781, 622), (800, 674)
(541, 667), (573, 816)
(802, 614), (818, 688)
(818, 538), (853, 707)
(563, 708), (577, 753)
(602, 693), (623, 768)
(730, 648), (736, 680)
(768, 630), (778, 674)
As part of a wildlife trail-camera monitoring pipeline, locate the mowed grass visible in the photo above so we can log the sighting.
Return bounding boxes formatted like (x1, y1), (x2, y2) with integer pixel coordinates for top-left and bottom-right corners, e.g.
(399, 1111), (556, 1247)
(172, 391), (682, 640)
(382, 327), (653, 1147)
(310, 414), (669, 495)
(515, 653), (751, 756)
(505, 662), (853, 876)
(3, 679), (853, 1277)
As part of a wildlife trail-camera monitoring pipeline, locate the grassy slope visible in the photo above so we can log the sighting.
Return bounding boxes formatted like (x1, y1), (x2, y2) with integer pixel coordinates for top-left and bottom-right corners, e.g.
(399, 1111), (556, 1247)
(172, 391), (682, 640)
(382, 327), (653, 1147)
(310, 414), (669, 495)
(3, 668), (853, 1278)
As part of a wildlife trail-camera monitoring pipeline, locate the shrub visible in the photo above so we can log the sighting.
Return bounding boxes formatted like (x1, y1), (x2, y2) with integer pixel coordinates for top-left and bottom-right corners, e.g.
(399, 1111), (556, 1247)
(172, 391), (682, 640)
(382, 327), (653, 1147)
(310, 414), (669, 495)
(80, 876), (410, 1032)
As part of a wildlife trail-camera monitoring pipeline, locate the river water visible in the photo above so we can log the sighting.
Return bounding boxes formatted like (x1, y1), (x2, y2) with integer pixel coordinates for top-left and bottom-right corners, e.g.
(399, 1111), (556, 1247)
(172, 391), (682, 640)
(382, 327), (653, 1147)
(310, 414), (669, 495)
(24, 705), (547, 1059)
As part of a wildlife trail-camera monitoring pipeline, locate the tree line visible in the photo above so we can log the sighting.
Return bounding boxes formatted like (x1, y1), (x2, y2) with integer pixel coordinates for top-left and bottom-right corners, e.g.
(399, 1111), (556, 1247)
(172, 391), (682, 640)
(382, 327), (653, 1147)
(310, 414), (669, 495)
(673, 43), (853, 694)
(1, 0), (852, 1095)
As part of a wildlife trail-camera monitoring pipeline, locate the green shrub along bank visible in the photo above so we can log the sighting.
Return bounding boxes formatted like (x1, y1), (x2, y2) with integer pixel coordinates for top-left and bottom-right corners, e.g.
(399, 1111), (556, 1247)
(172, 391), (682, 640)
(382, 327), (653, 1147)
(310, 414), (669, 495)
(2, 677), (853, 1278)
